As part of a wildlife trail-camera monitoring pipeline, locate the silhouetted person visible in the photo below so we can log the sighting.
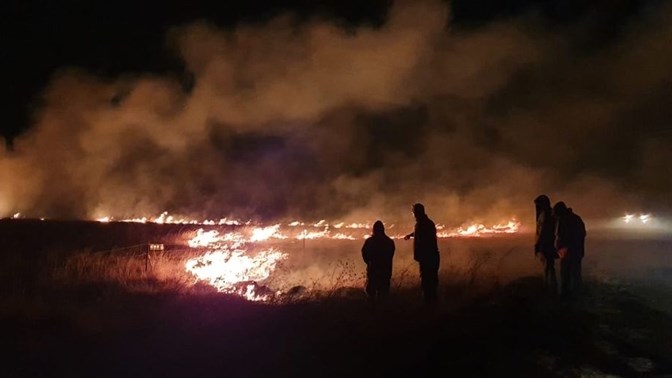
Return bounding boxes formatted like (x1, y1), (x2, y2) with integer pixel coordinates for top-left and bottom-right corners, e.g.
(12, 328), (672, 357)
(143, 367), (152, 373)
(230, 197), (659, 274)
(362, 220), (395, 303)
(553, 201), (587, 297)
(404, 203), (440, 305)
(534, 194), (557, 293)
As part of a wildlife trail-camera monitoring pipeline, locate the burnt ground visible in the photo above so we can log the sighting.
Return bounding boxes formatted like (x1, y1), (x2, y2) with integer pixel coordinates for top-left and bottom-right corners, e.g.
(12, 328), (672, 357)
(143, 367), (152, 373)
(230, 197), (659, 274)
(3, 277), (672, 378)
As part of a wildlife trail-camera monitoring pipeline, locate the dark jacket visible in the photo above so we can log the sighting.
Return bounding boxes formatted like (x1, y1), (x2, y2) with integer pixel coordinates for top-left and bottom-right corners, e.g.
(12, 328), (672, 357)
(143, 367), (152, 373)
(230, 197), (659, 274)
(362, 233), (395, 272)
(555, 209), (586, 259)
(535, 209), (556, 257)
(412, 214), (439, 263)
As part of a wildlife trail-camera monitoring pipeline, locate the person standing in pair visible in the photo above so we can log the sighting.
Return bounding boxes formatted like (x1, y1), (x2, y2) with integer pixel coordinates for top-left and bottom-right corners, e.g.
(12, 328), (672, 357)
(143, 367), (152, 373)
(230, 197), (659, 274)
(361, 220), (395, 303)
(404, 203), (440, 305)
(553, 201), (587, 297)
(534, 194), (558, 293)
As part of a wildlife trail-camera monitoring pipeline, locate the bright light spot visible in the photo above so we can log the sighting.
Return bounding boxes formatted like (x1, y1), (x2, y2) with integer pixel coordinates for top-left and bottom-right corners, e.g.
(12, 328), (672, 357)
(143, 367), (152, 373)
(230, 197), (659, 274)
(189, 229), (227, 248)
(185, 227), (289, 301)
(438, 219), (520, 238)
(332, 233), (356, 240)
(250, 225), (286, 242)
(185, 248), (286, 301)
(297, 228), (329, 240)
(622, 213), (654, 225)
(11, 212), (21, 219)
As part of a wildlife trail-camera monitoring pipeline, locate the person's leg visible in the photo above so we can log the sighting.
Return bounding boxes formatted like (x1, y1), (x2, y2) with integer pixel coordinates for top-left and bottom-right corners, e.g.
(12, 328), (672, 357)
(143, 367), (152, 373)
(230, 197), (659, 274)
(427, 264), (438, 304)
(560, 258), (571, 297)
(419, 262), (432, 303)
(573, 257), (583, 295)
(365, 271), (375, 302)
(543, 256), (557, 294)
(379, 271), (391, 300)
(419, 262), (428, 299)
(540, 255), (548, 284)
(420, 261), (438, 305)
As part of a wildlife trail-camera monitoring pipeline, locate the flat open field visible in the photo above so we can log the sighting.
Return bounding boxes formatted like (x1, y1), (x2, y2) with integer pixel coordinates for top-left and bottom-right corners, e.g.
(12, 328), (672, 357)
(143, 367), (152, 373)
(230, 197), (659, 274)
(2, 219), (671, 377)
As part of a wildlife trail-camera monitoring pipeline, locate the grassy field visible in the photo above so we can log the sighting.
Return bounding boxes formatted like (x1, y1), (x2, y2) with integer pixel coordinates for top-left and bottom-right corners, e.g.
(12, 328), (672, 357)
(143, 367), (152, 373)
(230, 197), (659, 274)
(2, 219), (671, 377)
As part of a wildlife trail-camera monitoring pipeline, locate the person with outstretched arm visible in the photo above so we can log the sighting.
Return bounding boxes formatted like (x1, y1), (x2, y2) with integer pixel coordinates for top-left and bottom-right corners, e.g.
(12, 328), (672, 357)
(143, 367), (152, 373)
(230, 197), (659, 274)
(404, 203), (440, 305)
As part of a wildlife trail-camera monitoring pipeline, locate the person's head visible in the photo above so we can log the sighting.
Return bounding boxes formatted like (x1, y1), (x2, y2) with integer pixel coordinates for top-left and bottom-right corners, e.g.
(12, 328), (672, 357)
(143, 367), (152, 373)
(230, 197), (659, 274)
(372, 220), (385, 235)
(412, 203), (426, 218)
(553, 201), (568, 217)
(534, 194), (551, 209)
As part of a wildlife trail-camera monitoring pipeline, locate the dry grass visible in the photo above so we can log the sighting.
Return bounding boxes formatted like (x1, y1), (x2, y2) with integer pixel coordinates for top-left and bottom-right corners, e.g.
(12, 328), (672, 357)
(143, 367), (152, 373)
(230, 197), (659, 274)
(0, 240), (524, 317)
(53, 249), (198, 293)
(3, 235), (672, 377)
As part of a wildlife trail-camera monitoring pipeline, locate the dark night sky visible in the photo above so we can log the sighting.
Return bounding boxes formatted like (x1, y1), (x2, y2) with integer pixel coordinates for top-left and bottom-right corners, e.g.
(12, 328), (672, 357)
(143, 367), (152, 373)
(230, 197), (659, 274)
(1, 0), (670, 222)
(3, 0), (653, 142)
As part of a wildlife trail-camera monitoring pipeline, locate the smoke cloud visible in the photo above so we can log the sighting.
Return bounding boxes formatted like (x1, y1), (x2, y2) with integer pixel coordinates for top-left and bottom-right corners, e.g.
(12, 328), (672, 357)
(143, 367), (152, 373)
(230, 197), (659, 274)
(2, 0), (671, 228)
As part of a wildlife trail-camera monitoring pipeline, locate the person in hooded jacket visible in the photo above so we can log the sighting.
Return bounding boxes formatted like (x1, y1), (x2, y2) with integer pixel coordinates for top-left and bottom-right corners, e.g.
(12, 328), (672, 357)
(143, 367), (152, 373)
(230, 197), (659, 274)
(553, 201), (587, 297)
(534, 194), (557, 293)
(361, 220), (395, 302)
(404, 203), (440, 305)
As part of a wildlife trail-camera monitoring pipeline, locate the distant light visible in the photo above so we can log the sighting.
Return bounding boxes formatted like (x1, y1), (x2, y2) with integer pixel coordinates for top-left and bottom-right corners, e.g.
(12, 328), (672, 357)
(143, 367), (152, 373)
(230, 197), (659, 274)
(622, 213), (653, 225)
(11, 212), (21, 219)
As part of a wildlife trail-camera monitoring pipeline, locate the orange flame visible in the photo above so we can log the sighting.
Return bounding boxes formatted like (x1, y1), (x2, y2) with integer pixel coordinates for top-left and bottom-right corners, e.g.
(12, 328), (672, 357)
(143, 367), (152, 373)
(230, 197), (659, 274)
(439, 219), (520, 238)
(185, 228), (287, 301)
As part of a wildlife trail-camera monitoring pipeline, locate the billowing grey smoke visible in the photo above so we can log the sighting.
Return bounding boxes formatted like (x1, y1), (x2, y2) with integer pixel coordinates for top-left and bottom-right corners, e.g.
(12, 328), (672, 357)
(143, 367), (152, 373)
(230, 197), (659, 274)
(1, 0), (671, 228)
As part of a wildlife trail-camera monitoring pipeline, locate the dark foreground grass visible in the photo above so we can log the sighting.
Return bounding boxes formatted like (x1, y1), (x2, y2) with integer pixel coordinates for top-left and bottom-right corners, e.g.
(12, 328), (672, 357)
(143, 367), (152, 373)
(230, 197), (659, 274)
(2, 220), (671, 377)
(3, 276), (672, 378)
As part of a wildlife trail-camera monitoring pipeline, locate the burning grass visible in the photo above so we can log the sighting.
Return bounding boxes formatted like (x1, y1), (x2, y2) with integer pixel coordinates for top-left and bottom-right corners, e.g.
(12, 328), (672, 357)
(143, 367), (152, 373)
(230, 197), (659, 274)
(0, 220), (525, 307)
(2, 220), (672, 377)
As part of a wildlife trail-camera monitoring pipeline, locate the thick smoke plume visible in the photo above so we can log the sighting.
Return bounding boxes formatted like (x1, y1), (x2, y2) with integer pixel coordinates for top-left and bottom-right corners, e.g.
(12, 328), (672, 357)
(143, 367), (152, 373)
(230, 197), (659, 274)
(1, 0), (671, 228)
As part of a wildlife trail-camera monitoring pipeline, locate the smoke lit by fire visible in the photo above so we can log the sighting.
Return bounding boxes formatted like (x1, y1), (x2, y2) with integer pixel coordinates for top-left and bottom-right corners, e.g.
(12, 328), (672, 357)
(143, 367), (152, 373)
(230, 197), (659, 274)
(1, 0), (671, 226)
